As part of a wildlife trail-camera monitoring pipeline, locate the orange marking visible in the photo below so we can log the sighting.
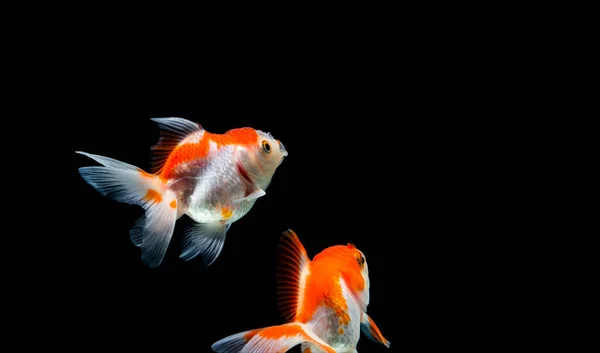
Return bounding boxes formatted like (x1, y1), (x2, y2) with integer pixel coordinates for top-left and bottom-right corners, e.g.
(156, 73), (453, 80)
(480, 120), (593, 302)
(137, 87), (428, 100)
(259, 324), (304, 339)
(303, 348), (312, 353)
(160, 136), (210, 179)
(224, 127), (259, 145)
(221, 206), (233, 219)
(276, 230), (309, 322)
(368, 316), (389, 347)
(296, 245), (366, 325)
(259, 325), (335, 353)
(140, 169), (167, 183)
(338, 328), (344, 335)
(159, 129), (258, 180)
(243, 328), (262, 341)
(170, 200), (177, 209)
(144, 189), (162, 204)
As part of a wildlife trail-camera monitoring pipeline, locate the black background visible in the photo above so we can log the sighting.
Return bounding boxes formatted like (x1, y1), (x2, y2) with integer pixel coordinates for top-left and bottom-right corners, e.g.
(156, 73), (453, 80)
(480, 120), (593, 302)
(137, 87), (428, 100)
(22, 12), (519, 351)
(68, 88), (405, 352)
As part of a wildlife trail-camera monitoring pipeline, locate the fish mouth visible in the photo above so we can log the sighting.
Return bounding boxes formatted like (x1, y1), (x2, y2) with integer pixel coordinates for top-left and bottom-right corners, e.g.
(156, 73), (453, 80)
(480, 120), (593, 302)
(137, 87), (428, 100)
(278, 140), (288, 157)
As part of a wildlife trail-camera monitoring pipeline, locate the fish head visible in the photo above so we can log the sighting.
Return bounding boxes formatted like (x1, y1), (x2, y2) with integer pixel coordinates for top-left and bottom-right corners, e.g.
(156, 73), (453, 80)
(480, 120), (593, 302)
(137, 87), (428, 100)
(347, 243), (370, 293)
(317, 243), (372, 307)
(252, 129), (288, 174)
(343, 243), (371, 307)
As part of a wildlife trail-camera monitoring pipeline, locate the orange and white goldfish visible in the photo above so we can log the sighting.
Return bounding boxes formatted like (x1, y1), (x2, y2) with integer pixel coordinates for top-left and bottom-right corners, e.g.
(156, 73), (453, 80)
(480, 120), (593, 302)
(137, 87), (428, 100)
(76, 117), (288, 268)
(212, 229), (390, 353)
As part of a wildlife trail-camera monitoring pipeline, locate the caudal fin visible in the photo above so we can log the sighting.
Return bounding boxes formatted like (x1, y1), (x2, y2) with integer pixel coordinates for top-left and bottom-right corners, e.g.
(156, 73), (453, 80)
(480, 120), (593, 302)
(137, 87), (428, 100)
(76, 151), (178, 268)
(212, 323), (336, 353)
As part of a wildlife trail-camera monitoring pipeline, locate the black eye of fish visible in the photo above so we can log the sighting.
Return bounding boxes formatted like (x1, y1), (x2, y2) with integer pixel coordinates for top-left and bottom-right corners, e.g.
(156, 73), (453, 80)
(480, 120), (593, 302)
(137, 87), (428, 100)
(356, 254), (365, 267)
(262, 140), (271, 153)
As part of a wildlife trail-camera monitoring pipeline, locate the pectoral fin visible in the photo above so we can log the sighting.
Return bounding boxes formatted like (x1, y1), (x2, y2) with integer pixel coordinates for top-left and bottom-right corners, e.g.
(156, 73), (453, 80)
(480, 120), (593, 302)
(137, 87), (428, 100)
(234, 188), (265, 203)
(360, 312), (390, 348)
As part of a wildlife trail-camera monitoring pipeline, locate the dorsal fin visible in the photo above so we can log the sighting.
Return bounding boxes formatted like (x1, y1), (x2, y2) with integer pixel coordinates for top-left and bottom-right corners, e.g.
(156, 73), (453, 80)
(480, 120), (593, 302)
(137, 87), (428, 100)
(276, 229), (311, 322)
(149, 117), (204, 174)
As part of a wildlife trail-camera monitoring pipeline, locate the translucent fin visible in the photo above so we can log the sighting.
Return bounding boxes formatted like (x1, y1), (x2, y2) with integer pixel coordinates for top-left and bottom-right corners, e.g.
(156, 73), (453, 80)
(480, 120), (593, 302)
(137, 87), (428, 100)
(233, 188), (265, 203)
(276, 229), (311, 322)
(360, 312), (390, 348)
(140, 192), (177, 268)
(77, 151), (177, 268)
(75, 151), (140, 170)
(77, 151), (164, 205)
(210, 328), (262, 353)
(150, 117), (203, 174)
(212, 323), (336, 353)
(129, 216), (145, 247)
(179, 222), (227, 266)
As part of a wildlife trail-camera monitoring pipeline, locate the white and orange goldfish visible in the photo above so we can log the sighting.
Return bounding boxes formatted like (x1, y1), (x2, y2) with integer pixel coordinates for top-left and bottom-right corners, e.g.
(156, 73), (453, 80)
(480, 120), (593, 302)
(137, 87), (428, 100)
(212, 229), (390, 353)
(76, 117), (288, 268)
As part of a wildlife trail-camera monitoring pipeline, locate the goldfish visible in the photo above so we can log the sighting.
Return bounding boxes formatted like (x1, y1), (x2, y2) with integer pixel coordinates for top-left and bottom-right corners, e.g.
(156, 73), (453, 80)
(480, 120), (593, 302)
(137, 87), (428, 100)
(76, 117), (288, 268)
(212, 229), (390, 353)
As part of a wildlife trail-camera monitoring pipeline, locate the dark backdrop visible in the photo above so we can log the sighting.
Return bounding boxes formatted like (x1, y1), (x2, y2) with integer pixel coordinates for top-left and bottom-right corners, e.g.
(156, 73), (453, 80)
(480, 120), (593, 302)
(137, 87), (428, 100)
(68, 90), (403, 352)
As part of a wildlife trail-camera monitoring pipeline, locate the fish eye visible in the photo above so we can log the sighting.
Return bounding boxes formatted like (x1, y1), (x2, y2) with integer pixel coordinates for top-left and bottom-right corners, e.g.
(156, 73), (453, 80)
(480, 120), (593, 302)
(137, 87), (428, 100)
(356, 253), (365, 268)
(262, 140), (271, 153)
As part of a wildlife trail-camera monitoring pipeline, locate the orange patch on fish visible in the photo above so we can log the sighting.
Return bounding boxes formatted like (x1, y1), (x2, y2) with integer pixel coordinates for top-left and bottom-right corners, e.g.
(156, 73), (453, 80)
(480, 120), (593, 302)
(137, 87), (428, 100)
(259, 324), (305, 339)
(338, 328), (344, 334)
(243, 328), (262, 341)
(297, 271), (351, 325)
(140, 170), (168, 183)
(297, 246), (365, 325)
(303, 348), (312, 353)
(160, 139), (210, 179)
(368, 315), (388, 346)
(335, 305), (351, 326)
(144, 189), (162, 203)
(170, 200), (177, 209)
(160, 129), (258, 180)
(221, 206), (233, 219)
(223, 127), (259, 145)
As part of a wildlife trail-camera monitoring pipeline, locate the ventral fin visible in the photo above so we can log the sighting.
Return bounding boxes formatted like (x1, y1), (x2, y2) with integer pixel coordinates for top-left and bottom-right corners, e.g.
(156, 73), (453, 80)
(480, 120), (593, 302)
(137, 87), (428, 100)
(150, 117), (204, 174)
(276, 229), (311, 322)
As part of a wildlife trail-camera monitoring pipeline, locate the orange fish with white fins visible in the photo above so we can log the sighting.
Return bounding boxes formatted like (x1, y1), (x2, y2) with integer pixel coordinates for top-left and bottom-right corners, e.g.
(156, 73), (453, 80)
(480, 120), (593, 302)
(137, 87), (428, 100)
(76, 117), (288, 268)
(212, 229), (390, 353)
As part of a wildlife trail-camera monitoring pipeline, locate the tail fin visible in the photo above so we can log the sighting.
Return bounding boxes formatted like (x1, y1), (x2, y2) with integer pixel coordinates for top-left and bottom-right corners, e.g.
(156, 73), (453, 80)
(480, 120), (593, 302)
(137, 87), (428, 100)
(211, 323), (336, 353)
(76, 151), (178, 268)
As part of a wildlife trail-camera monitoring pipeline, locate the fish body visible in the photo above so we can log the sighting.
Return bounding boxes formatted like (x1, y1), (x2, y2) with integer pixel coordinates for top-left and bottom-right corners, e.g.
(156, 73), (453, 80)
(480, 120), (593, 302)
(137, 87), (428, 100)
(212, 230), (390, 353)
(76, 117), (287, 268)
